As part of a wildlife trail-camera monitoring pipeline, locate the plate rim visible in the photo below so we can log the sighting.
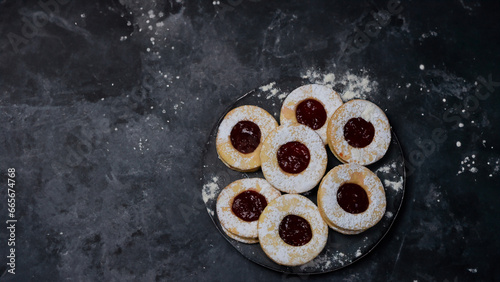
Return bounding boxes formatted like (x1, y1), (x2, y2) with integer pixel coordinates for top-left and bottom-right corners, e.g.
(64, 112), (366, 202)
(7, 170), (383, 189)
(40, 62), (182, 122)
(200, 77), (406, 274)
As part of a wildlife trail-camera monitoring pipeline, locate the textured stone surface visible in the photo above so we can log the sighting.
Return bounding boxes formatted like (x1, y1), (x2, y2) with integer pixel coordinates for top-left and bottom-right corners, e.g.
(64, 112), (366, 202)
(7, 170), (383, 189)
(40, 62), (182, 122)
(0, 0), (499, 281)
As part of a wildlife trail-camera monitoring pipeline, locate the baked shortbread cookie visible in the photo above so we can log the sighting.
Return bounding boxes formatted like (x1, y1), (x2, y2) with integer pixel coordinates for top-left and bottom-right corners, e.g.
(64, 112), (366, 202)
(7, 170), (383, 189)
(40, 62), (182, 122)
(221, 226), (259, 244)
(216, 178), (281, 243)
(317, 163), (386, 235)
(260, 124), (327, 194)
(216, 105), (278, 172)
(258, 194), (328, 266)
(327, 99), (391, 166)
(280, 84), (343, 144)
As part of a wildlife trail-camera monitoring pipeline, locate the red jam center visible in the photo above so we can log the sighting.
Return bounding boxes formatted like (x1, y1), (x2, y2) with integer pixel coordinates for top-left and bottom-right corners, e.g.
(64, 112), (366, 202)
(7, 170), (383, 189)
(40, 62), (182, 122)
(343, 117), (375, 148)
(276, 141), (310, 174)
(337, 183), (369, 214)
(231, 190), (268, 222)
(295, 99), (327, 130)
(279, 215), (312, 246)
(230, 120), (262, 154)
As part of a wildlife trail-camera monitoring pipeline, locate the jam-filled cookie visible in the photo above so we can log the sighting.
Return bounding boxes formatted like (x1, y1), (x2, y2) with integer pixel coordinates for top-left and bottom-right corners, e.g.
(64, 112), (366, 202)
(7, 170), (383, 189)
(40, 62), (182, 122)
(221, 226), (259, 244)
(280, 84), (343, 144)
(317, 163), (386, 234)
(216, 105), (278, 172)
(258, 194), (328, 266)
(216, 178), (281, 243)
(260, 124), (327, 194)
(327, 99), (391, 165)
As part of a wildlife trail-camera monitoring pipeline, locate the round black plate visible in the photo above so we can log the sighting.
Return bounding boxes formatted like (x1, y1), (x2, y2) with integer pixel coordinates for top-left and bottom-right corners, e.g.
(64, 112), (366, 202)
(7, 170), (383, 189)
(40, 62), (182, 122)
(201, 77), (406, 274)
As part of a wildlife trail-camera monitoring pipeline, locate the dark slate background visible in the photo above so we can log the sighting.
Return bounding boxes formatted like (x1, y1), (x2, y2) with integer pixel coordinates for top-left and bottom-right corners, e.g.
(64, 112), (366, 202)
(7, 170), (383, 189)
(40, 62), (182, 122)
(1, 0), (499, 281)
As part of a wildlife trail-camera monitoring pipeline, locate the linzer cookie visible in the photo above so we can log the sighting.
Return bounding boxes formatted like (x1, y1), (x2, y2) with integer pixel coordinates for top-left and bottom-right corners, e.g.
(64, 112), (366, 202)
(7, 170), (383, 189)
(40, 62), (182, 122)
(216, 105), (278, 172)
(327, 99), (391, 165)
(258, 194), (328, 266)
(260, 124), (327, 194)
(280, 84), (343, 144)
(216, 178), (281, 243)
(317, 163), (386, 235)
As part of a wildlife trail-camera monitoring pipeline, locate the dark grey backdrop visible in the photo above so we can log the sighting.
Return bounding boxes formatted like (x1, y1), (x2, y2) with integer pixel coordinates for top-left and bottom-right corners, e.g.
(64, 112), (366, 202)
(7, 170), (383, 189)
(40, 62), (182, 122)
(1, 0), (499, 281)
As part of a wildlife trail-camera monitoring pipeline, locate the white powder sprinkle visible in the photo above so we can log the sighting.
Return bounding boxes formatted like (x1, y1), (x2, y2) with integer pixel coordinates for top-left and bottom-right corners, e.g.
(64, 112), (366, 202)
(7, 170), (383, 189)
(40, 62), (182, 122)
(383, 179), (404, 192)
(259, 82), (286, 100)
(375, 164), (392, 174)
(458, 155), (481, 175)
(456, 141), (461, 147)
(419, 64), (425, 70)
(300, 69), (378, 102)
(468, 268), (478, 273)
(202, 176), (220, 204)
(355, 249), (362, 257)
(339, 73), (377, 101)
(260, 82), (275, 92)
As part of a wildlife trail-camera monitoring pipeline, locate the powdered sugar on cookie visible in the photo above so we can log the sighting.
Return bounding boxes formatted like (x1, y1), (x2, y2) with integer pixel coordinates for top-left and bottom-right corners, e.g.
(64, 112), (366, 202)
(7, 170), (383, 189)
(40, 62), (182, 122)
(258, 194), (328, 266)
(328, 99), (391, 165)
(260, 124), (327, 194)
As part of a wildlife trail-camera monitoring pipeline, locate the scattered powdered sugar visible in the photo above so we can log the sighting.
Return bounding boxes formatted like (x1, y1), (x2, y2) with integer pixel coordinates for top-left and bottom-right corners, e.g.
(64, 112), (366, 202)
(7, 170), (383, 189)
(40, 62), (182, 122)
(337, 73), (377, 102)
(468, 268), (478, 273)
(300, 70), (336, 87)
(202, 176), (219, 203)
(383, 179), (404, 192)
(375, 162), (403, 192)
(202, 176), (220, 216)
(298, 252), (333, 271)
(355, 248), (362, 257)
(375, 163), (393, 174)
(298, 247), (367, 271)
(421, 31), (438, 39)
(260, 81), (275, 92)
(457, 155), (478, 175)
(487, 157), (500, 177)
(329, 251), (348, 265)
(385, 211), (393, 218)
(259, 81), (287, 100)
(300, 69), (378, 102)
